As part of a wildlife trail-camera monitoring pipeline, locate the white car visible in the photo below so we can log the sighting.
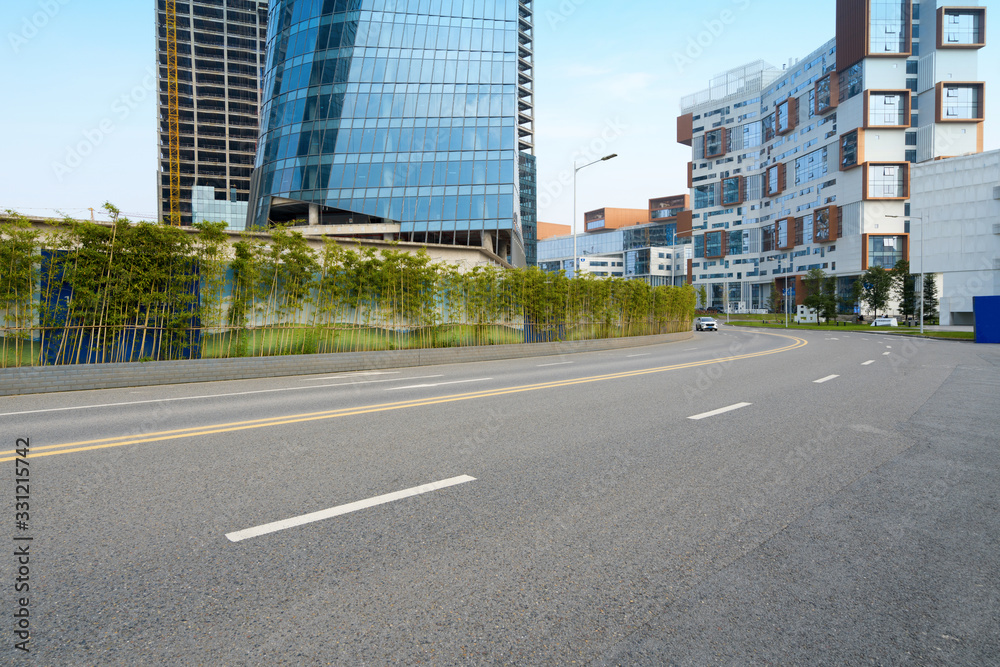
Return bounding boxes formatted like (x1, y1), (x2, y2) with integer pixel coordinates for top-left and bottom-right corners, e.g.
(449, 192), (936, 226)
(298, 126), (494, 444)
(695, 317), (718, 331)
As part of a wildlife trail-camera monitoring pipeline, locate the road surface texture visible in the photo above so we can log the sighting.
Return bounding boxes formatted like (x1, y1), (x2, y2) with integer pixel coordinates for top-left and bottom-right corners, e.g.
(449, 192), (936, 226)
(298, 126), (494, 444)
(1, 327), (997, 664)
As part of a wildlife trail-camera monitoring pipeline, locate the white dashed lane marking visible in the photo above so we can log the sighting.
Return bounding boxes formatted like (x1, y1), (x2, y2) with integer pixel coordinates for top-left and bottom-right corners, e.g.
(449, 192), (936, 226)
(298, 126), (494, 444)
(226, 475), (477, 542)
(688, 403), (753, 421)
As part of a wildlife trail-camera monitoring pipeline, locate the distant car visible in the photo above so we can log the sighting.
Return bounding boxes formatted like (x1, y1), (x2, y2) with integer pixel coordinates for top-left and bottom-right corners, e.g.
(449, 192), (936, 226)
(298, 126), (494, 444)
(695, 317), (718, 331)
(704, 306), (723, 314)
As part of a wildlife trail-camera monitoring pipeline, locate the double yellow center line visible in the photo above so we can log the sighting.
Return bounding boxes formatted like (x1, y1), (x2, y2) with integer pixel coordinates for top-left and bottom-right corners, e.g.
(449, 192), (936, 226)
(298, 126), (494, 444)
(1, 332), (807, 462)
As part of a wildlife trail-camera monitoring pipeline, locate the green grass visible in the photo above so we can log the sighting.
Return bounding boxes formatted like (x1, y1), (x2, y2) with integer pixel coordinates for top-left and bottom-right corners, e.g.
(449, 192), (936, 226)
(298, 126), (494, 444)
(726, 320), (974, 339)
(0, 339), (42, 367)
(2, 320), (697, 368)
(910, 331), (976, 339)
(196, 322), (687, 358)
(196, 324), (529, 359)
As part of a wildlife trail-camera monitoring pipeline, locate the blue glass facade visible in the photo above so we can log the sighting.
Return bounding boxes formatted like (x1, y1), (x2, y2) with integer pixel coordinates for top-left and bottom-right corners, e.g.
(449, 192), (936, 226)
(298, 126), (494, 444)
(248, 0), (533, 266)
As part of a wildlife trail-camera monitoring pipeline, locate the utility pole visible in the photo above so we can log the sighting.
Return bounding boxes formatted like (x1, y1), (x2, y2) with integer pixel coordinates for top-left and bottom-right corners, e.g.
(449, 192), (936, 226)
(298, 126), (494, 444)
(887, 214), (925, 334)
(725, 280), (730, 324)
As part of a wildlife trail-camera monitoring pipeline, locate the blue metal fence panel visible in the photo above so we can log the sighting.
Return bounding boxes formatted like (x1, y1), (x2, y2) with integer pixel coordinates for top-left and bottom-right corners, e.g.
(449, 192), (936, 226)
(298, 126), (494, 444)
(39, 249), (202, 364)
(973, 296), (1000, 344)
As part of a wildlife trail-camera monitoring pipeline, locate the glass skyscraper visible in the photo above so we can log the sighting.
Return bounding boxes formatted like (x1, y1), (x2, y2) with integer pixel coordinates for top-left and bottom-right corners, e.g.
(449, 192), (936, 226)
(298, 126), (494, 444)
(247, 0), (535, 267)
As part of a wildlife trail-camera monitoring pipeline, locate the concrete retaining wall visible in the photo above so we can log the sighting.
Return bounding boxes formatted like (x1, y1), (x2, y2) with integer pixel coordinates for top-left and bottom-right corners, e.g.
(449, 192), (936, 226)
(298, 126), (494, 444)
(0, 332), (693, 397)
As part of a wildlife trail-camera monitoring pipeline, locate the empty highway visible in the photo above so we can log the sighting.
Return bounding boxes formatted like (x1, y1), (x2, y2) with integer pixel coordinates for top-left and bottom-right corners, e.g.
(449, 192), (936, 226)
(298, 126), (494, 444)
(2, 327), (998, 664)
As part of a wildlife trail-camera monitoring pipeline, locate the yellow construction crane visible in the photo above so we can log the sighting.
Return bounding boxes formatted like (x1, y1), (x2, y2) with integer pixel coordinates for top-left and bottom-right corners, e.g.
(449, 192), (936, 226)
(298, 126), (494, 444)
(165, 0), (181, 226)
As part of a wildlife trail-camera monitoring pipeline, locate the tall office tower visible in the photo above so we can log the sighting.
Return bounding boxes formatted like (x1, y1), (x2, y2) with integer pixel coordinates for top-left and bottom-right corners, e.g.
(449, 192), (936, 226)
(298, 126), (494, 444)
(156, 0), (269, 227)
(677, 0), (985, 311)
(247, 0), (535, 267)
(517, 0), (536, 265)
(519, 152), (537, 266)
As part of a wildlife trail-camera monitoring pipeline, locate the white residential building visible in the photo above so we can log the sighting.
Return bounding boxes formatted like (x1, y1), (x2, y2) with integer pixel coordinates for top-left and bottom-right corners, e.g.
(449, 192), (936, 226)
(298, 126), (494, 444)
(677, 0), (986, 313)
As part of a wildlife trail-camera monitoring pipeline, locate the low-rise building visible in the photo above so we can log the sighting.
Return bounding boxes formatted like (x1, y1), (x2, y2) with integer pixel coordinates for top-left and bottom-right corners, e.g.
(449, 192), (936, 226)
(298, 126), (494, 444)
(538, 195), (694, 286)
(537, 222), (571, 240)
(583, 207), (650, 233)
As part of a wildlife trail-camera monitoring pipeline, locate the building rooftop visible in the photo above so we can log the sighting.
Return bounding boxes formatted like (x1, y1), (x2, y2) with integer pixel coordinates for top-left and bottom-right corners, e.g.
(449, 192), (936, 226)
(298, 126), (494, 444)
(680, 60), (781, 112)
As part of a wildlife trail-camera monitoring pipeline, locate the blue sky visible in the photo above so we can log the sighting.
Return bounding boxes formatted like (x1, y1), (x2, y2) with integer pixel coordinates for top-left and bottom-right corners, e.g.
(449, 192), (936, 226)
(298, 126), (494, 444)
(0, 0), (996, 226)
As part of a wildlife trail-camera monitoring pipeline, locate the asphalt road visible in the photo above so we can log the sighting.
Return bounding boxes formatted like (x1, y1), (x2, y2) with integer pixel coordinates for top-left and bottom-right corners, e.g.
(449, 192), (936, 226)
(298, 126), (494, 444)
(2, 327), (998, 665)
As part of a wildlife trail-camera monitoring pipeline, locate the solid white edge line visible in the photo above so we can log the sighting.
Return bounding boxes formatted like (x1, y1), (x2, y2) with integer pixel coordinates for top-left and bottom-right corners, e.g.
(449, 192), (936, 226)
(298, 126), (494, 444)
(0, 375), (447, 417)
(226, 475), (477, 542)
(814, 375), (840, 384)
(303, 371), (400, 381)
(386, 378), (492, 391)
(688, 402), (753, 421)
(862, 360), (876, 366)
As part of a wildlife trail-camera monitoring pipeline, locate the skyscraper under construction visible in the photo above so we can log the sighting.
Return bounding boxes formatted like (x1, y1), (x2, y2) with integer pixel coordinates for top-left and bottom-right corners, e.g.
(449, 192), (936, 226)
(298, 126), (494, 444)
(155, 0), (269, 227)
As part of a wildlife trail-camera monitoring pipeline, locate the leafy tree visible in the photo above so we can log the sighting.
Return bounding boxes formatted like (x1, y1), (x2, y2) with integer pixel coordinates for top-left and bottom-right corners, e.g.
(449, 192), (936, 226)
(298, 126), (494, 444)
(858, 266), (894, 318)
(262, 226), (318, 355)
(822, 276), (839, 322)
(923, 274), (939, 323)
(226, 235), (266, 357)
(697, 284), (708, 310)
(193, 220), (230, 356)
(1, 207), (700, 367)
(892, 260), (917, 322)
(802, 268), (838, 324)
(767, 288), (780, 315)
(0, 211), (41, 366)
(845, 279), (863, 318)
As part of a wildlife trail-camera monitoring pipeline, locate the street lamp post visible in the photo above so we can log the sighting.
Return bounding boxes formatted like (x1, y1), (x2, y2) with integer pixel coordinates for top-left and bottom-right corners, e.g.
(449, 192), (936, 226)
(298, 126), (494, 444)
(785, 285), (789, 328)
(725, 280), (729, 324)
(887, 214), (924, 335)
(572, 154), (618, 277)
